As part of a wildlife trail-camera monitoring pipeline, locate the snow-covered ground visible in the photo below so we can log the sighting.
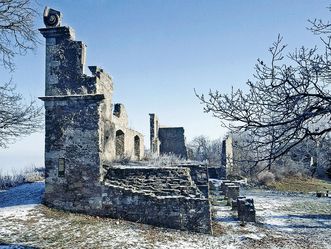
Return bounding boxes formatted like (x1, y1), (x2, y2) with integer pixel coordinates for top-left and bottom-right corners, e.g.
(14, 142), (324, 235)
(0, 182), (330, 248)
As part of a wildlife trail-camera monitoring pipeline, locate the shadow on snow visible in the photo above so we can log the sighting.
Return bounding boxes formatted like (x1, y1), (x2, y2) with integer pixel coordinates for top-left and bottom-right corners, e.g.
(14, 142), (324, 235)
(0, 182), (44, 208)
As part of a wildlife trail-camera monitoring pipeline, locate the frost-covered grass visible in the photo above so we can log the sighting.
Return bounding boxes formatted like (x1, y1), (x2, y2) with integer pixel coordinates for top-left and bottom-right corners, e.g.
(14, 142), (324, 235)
(0, 182), (330, 248)
(0, 166), (44, 190)
(112, 153), (197, 167)
(141, 153), (198, 167)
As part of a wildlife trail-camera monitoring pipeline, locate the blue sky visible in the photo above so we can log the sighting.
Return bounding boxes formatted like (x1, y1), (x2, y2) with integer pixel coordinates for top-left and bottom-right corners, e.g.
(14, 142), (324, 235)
(0, 0), (330, 172)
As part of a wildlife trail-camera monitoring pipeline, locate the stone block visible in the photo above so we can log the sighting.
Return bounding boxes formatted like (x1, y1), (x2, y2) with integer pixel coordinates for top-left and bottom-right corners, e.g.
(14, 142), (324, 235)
(231, 196), (245, 210)
(226, 185), (240, 205)
(237, 198), (256, 223)
(223, 183), (235, 198)
(220, 180), (232, 194)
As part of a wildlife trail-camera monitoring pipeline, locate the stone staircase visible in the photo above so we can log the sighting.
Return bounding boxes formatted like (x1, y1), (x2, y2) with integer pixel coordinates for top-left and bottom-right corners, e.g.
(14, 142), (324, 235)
(104, 166), (204, 198)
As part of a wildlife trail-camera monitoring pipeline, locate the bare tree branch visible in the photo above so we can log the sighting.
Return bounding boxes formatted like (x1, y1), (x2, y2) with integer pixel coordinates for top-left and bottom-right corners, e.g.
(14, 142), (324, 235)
(0, 0), (42, 147)
(196, 15), (331, 168)
(0, 80), (42, 148)
(0, 0), (38, 71)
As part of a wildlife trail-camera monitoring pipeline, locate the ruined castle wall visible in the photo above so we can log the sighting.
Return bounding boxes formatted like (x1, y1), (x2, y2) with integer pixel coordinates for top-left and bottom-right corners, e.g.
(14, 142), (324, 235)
(42, 95), (104, 211)
(112, 104), (144, 160)
(112, 125), (144, 160)
(225, 136), (234, 176)
(39, 9), (209, 234)
(40, 27), (98, 96)
(159, 127), (187, 158)
(102, 185), (211, 233)
(102, 166), (211, 233)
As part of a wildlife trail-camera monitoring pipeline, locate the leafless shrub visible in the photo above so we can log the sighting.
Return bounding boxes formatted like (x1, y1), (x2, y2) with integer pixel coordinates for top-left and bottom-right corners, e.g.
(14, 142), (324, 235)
(113, 154), (132, 165)
(0, 165), (45, 189)
(257, 171), (275, 186)
(187, 136), (222, 165)
(143, 153), (188, 167)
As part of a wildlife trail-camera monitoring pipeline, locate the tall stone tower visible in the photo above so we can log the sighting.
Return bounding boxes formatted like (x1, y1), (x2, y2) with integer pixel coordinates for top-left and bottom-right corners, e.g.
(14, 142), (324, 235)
(39, 7), (114, 211)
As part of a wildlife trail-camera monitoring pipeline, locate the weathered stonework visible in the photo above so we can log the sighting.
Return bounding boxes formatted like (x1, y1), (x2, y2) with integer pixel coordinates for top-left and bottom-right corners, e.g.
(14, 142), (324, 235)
(237, 198), (256, 223)
(221, 135), (234, 177)
(181, 164), (209, 198)
(149, 113), (187, 158)
(39, 7), (212, 234)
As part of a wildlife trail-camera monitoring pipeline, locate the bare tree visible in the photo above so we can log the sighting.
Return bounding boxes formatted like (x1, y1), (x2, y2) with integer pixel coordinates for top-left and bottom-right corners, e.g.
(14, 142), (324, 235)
(196, 10), (331, 171)
(187, 135), (222, 164)
(0, 0), (38, 70)
(0, 81), (42, 148)
(0, 0), (42, 148)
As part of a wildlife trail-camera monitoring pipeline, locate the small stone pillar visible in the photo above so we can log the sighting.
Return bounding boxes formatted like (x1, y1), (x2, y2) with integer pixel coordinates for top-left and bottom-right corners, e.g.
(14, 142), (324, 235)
(231, 196), (246, 210)
(226, 185), (240, 206)
(237, 198), (256, 223)
(220, 180), (232, 194)
(149, 113), (160, 155)
(223, 183), (235, 198)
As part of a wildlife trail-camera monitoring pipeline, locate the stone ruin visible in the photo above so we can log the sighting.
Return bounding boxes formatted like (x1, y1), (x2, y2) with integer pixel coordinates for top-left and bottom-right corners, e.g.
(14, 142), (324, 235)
(149, 113), (188, 159)
(210, 179), (256, 223)
(39, 7), (212, 234)
(221, 135), (234, 177)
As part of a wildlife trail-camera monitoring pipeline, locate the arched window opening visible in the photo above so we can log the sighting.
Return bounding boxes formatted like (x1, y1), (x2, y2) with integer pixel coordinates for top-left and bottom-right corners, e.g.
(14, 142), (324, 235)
(115, 130), (125, 157)
(134, 135), (140, 160)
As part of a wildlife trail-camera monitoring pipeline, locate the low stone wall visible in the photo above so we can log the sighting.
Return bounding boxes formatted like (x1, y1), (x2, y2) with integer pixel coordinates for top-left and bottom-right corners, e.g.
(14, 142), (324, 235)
(102, 166), (211, 233)
(102, 183), (212, 233)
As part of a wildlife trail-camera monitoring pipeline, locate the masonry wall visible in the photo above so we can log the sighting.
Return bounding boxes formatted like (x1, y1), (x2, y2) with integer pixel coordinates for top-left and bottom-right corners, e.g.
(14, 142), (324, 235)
(102, 166), (212, 233)
(44, 164), (212, 234)
(102, 185), (211, 233)
(159, 127), (187, 158)
(42, 95), (104, 211)
(113, 104), (144, 160)
(224, 136), (234, 176)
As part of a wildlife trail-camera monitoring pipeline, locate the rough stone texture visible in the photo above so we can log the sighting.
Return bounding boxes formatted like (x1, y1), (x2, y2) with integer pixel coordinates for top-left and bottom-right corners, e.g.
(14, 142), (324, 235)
(221, 136), (234, 177)
(44, 163), (212, 234)
(149, 113), (160, 155)
(39, 9), (212, 234)
(159, 128), (187, 158)
(224, 183), (236, 200)
(39, 26), (144, 162)
(104, 166), (204, 198)
(226, 185), (240, 206)
(208, 166), (226, 180)
(149, 113), (187, 158)
(181, 164), (209, 198)
(102, 166), (211, 233)
(231, 196), (246, 211)
(237, 198), (256, 223)
(220, 180), (233, 194)
(101, 183), (211, 233)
